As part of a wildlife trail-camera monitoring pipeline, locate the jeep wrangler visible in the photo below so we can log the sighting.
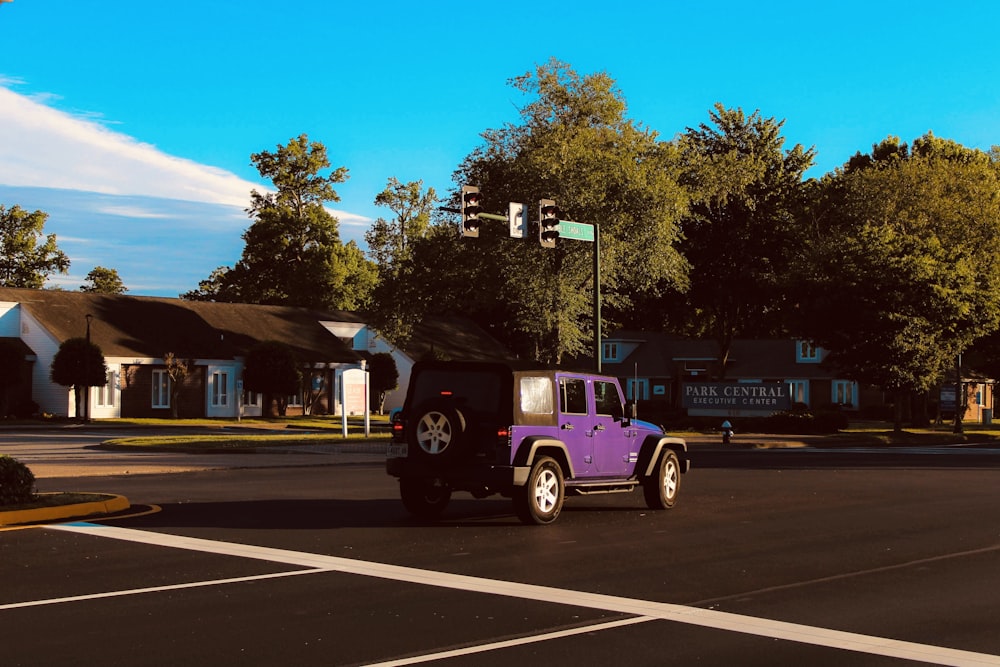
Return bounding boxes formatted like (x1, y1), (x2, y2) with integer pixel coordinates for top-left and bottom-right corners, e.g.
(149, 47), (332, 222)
(386, 360), (689, 525)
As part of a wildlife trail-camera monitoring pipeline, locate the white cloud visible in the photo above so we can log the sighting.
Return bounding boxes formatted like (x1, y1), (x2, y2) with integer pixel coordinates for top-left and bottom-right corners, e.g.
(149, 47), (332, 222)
(0, 84), (371, 229)
(96, 205), (171, 219)
(0, 86), (259, 206)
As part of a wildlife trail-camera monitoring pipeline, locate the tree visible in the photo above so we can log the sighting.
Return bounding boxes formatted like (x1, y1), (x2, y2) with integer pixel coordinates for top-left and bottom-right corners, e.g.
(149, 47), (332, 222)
(366, 178), (437, 344)
(81, 266), (127, 294)
(368, 352), (399, 414)
(163, 353), (193, 419)
(182, 135), (376, 309)
(792, 135), (1000, 430)
(50, 337), (107, 419)
(243, 341), (301, 417)
(366, 177), (436, 269)
(664, 104), (815, 375)
(0, 204), (70, 288)
(405, 60), (689, 364)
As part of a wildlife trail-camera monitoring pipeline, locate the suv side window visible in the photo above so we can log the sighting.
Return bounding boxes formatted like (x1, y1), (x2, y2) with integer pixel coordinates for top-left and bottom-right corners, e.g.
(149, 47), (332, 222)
(559, 378), (588, 415)
(520, 376), (554, 414)
(594, 380), (623, 419)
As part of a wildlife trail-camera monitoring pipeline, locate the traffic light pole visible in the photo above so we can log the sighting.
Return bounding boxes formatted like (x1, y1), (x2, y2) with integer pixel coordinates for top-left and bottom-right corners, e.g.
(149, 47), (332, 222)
(594, 223), (601, 374)
(445, 196), (602, 373)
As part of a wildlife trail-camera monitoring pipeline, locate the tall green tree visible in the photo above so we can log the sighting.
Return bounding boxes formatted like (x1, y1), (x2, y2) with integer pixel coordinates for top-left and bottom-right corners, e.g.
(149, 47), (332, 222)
(434, 59), (689, 364)
(366, 178), (437, 344)
(366, 177), (436, 269)
(81, 266), (127, 294)
(663, 104), (815, 374)
(0, 204), (70, 288)
(182, 135), (376, 310)
(792, 135), (1000, 428)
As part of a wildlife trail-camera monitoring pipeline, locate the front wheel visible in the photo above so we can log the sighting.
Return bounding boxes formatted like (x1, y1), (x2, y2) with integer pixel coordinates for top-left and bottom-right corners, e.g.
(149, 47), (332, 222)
(643, 449), (680, 510)
(513, 456), (564, 525)
(399, 478), (452, 520)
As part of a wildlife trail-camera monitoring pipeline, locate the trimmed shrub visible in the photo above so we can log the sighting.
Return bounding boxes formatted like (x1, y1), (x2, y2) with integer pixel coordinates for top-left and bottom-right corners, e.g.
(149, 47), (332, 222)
(0, 455), (36, 505)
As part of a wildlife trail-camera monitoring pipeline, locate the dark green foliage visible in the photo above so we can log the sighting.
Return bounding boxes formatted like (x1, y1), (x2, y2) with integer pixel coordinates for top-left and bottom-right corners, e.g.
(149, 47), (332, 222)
(81, 266), (127, 294)
(243, 341), (301, 416)
(368, 352), (399, 413)
(792, 134), (1000, 412)
(0, 455), (35, 505)
(664, 104), (815, 370)
(50, 337), (108, 419)
(0, 204), (70, 288)
(50, 337), (108, 388)
(181, 135), (376, 309)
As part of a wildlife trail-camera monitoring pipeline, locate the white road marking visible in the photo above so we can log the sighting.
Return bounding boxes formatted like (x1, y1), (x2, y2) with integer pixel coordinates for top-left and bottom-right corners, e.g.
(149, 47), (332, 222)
(0, 568), (330, 611)
(36, 522), (1000, 667)
(363, 616), (658, 667)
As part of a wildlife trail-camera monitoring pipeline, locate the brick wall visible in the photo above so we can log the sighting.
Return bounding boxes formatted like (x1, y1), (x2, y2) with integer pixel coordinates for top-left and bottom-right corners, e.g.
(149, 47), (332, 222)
(121, 364), (206, 418)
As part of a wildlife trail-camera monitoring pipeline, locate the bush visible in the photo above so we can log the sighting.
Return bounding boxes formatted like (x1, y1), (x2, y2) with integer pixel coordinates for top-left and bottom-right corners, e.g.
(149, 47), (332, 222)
(0, 455), (36, 505)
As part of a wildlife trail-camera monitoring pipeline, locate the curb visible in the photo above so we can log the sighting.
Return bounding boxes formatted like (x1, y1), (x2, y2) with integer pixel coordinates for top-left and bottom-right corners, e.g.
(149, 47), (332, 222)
(0, 493), (130, 527)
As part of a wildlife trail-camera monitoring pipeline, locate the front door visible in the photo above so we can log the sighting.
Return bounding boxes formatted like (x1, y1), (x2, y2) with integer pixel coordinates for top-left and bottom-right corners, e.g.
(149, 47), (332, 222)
(593, 379), (629, 474)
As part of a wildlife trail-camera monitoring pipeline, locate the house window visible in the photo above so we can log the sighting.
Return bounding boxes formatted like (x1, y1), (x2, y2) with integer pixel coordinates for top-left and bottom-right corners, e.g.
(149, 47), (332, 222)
(787, 380), (809, 406)
(287, 391), (303, 407)
(832, 380), (857, 407)
(244, 391), (262, 407)
(96, 370), (116, 407)
(211, 371), (229, 407)
(797, 341), (820, 363)
(602, 342), (619, 362)
(626, 378), (649, 401)
(152, 370), (170, 408)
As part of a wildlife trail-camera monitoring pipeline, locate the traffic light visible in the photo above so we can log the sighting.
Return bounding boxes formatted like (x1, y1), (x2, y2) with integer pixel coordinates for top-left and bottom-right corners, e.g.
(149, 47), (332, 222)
(538, 199), (560, 248)
(460, 185), (481, 238)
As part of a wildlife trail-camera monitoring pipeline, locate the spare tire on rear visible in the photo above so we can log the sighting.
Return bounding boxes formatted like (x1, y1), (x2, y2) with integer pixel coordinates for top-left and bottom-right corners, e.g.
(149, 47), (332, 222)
(406, 399), (467, 460)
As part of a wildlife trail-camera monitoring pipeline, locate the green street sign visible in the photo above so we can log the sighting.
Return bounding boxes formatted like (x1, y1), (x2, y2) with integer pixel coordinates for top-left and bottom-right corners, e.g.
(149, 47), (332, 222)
(559, 220), (594, 242)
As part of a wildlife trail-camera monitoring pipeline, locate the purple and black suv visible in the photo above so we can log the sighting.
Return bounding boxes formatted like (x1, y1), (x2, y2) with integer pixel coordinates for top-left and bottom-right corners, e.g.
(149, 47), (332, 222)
(386, 360), (689, 525)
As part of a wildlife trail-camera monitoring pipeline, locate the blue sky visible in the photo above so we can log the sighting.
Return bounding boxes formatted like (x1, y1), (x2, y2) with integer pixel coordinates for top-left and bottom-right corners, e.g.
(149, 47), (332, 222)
(1, 0), (998, 297)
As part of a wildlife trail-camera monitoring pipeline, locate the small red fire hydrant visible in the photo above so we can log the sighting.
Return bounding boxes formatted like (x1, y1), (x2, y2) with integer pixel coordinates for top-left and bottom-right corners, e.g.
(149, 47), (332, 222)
(721, 420), (734, 445)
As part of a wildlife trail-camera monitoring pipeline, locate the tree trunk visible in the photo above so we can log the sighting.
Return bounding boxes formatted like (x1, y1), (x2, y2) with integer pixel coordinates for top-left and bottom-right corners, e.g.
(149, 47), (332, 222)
(893, 390), (904, 433)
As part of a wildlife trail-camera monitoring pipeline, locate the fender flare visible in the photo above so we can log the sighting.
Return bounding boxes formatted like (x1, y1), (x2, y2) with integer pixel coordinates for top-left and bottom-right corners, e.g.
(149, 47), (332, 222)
(638, 436), (690, 478)
(512, 436), (575, 485)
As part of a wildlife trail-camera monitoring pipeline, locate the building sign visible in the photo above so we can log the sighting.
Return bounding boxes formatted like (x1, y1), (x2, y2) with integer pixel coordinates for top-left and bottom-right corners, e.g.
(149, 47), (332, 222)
(939, 386), (956, 411)
(682, 382), (791, 411)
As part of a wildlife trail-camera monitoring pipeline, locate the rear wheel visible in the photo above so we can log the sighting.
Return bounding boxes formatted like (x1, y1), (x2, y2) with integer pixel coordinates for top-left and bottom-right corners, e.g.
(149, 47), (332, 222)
(399, 478), (452, 519)
(643, 449), (680, 510)
(513, 456), (564, 525)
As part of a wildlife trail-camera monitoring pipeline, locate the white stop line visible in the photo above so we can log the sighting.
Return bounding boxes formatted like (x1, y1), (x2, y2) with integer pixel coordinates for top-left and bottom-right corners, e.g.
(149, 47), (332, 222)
(34, 523), (1000, 667)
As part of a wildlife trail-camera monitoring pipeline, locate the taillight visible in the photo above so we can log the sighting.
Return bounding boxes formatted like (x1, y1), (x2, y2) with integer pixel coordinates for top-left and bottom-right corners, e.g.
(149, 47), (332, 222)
(392, 419), (404, 440)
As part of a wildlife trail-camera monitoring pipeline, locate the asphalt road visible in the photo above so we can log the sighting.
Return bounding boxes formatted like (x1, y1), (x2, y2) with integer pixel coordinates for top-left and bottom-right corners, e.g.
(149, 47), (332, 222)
(3, 436), (1000, 666)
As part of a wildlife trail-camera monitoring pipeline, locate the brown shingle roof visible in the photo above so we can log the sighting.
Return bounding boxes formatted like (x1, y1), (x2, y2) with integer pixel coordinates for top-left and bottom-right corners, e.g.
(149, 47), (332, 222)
(399, 315), (518, 363)
(0, 287), (360, 363)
